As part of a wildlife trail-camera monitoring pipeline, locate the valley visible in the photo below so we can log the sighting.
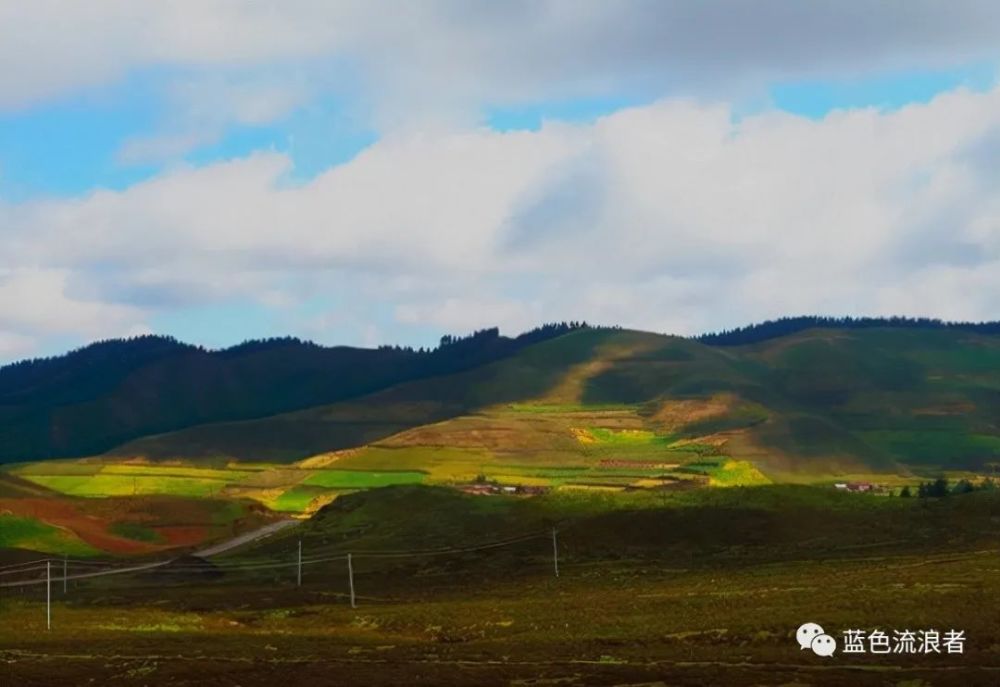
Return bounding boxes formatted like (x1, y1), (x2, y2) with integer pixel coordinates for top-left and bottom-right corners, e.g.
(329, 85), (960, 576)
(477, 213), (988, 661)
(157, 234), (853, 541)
(3, 325), (998, 558)
(2, 322), (999, 685)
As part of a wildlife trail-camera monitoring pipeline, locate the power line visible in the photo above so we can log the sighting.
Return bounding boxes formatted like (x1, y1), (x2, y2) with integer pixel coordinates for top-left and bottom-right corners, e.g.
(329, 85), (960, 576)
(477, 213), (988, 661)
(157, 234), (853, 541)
(0, 559), (59, 572)
(0, 528), (556, 588)
(0, 564), (50, 577)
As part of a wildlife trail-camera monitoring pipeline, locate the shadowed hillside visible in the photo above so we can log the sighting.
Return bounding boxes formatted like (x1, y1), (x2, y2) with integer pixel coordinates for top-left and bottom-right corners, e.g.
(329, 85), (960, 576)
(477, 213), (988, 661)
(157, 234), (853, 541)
(94, 325), (1000, 479)
(0, 324), (587, 463)
(4, 322), (999, 482)
(109, 327), (626, 462)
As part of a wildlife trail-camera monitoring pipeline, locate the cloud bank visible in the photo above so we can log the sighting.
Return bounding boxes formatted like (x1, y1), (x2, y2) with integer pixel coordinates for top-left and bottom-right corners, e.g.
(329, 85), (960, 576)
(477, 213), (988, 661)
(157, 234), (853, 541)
(3, 1), (999, 116)
(2, 84), (998, 357)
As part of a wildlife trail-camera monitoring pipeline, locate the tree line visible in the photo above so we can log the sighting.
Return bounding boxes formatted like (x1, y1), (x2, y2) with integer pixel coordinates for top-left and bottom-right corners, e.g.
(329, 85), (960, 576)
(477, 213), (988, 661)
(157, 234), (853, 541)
(899, 477), (996, 498)
(0, 321), (605, 461)
(697, 316), (1000, 346)
(1, 322), (597, 391)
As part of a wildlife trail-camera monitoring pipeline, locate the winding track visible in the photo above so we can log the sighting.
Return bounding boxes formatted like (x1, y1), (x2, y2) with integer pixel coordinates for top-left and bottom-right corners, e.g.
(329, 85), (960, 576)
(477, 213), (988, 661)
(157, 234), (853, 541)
(193, 518), (299, 557)
(0, 518), (300, 588)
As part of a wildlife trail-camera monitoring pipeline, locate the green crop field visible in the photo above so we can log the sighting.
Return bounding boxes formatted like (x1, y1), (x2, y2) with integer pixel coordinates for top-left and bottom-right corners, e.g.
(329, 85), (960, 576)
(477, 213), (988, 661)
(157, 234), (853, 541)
(10, 462), (302, 507)
(20, 473), (230, 498)
(506, 402), (634, 413)
(0, 515), (98, 556)
(675, 458), (772, 486)
(98, 465), (256, 481)
(8, 459), (428, 516)
(301, 469), (426, 489)
(9, 461), (102, 476)
(271, 485), (344, 513)
(577, 426), (674, 445)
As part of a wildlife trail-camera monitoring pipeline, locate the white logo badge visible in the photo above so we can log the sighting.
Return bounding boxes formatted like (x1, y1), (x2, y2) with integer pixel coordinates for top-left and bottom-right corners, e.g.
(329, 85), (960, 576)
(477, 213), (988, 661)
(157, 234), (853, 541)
(797, 622), (837, 657)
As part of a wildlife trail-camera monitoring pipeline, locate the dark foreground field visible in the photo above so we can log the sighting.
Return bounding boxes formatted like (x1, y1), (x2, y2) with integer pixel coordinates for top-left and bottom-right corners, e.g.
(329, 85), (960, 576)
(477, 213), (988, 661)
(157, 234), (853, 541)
(3, 486), (999, 686)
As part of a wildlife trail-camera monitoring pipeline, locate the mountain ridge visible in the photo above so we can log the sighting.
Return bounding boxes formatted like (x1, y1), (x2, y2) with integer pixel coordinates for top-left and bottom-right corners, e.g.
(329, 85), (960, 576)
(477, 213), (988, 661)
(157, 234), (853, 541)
(2, 319), (998, 474)
(88, 326), (1000, 479)
(0, 323), (591, 462)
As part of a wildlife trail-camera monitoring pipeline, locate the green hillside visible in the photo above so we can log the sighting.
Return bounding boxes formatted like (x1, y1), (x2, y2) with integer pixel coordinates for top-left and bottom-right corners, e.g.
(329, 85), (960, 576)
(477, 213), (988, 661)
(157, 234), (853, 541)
(5, 325), (999, 517)
(0, 324), (584, 463)
(231, 483), (1000, 568)
(106, 327), (626, 462)
(93, 327), (1000, 478)
(0, 514), (99, 556)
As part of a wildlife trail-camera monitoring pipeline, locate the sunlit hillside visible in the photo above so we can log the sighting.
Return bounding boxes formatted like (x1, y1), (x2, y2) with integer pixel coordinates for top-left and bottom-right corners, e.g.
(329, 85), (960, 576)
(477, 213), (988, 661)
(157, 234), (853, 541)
(6, 324), (999, 523)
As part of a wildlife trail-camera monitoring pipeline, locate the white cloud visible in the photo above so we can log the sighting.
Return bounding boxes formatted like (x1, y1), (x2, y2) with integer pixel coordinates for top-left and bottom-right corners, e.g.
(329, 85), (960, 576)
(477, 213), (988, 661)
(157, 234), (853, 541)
(0, 331), (37, 361)
(1, 85), (998, 357)
(396, 297), (543, 335)
(4, 1), (996, 192)
(117, 131), (217, 166)
(118, 70), (319, 164)
(0, 269), (149, 339)
(0, 1), (343, 110)
(873, 261), (1000, 321)
(2, 2), (998, 119)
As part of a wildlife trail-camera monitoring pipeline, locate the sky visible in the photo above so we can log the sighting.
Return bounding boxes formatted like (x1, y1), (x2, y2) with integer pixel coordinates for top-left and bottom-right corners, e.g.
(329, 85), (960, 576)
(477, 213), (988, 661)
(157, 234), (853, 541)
(1, 1), (999, 362)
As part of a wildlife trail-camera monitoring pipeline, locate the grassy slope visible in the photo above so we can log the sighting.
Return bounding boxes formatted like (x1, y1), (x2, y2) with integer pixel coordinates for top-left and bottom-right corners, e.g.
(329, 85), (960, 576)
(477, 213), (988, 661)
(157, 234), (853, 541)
(0, 514), (99, 556)
(108, 328), (622, 463)
(233, 484), (1000, 567)
(0, 473), (61, 498)
(8, 327), (1000, 504)
(0, 326), (587, 463)
(742, 329), (1000, 475)
(7, 484), (994, 685)
(5, 546), (998, 685)
(0, 483), (275, 557)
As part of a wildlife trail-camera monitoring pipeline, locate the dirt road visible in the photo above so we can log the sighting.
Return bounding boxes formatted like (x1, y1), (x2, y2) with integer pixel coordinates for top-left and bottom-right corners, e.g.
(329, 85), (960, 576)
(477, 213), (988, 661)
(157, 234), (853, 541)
(0, 519), (300, 588)
(194, 518), (299, 558)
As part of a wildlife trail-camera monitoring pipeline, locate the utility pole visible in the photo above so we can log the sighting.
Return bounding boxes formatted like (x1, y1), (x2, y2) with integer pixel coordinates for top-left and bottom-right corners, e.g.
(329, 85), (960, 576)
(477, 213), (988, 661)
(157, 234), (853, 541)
(46, 561), (51, 630)
(63, 557), (67, 594)
(347, 553), (356, 608)
(552, 528), (559, 578)
(297, 540), (302, 587)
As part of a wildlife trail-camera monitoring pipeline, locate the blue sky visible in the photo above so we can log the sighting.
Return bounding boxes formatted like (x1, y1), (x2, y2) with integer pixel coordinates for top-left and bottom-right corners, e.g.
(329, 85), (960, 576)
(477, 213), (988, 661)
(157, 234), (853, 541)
(769, 62), (997, 119)
(0, 3), (998, 362)
(5, 63), (994, 202)
(0, 73), (378, 202)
